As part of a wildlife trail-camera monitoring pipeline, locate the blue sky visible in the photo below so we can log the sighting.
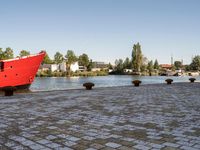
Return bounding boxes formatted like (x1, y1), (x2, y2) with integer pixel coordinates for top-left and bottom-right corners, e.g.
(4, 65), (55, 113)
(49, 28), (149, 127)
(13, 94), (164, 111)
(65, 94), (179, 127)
(0, 0), (199, 64)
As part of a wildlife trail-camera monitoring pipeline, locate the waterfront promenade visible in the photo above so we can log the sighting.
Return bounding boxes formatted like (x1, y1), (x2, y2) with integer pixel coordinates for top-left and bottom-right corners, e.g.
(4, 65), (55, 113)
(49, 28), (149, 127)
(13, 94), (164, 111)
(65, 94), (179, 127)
(0, 83), (200, 150)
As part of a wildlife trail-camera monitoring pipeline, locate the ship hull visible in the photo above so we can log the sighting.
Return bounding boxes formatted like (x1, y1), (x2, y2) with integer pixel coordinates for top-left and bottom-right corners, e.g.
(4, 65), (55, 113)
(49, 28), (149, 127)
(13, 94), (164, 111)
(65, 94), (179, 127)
(0, 51), (45, 90)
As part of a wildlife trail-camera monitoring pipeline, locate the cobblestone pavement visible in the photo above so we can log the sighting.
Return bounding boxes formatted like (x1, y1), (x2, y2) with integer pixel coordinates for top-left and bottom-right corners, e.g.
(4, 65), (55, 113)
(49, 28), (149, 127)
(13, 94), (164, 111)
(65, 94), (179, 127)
(0, 83), (200, 150)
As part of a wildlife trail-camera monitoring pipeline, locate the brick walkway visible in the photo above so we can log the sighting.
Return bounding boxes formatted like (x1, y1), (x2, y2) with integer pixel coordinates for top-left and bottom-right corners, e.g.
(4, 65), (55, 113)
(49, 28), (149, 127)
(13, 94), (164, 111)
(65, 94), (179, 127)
(0, 83), (200, 150)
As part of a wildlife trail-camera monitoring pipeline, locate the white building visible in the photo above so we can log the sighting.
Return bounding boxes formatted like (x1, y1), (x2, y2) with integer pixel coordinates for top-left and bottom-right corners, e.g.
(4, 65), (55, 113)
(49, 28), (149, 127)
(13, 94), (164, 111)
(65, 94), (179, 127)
(70, 62), (79, 72)
(39, 64), (58, 72)
(51, 64), (59, 72)
(124, 69), (133, 73)
(40, 61), (84, 72)
(58, 62), (66, 72)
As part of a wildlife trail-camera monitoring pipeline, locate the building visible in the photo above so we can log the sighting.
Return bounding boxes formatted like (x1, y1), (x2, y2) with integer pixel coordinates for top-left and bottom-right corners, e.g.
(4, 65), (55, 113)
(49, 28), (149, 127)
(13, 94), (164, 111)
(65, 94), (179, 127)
(124, 69), (133, 73)
(92, 61), (108, 71)
(69, 62), (86, 72)
(58, 62), (66, 72)
(39, 61), (86, 72)
(39, 64), (58, 72)
(160, 64), (172, 70)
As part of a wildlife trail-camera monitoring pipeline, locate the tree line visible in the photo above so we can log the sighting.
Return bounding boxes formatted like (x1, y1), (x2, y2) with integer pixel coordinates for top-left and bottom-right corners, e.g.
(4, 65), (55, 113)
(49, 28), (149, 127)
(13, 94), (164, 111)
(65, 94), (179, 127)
(0, 47), (94, 72)
(0, 46), (200, 74)
(114, 42), (200, 74)
(114, 42), (160, 74)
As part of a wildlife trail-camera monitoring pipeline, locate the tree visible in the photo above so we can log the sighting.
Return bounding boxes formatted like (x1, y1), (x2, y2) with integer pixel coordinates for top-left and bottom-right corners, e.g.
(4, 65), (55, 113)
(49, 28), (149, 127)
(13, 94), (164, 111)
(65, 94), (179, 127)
(54, 52), (64, 64)
(140, 56), (148, 72)
(78, 53), (89, 68)
(184, 65), (191, 71)
(147, 60), (153, 75)
(123, 57), (131, 69)
(4, 47), (14, 59)
(19, 50), (30, 57)
(131, 42), (143, 72)
(43, 52), (53, 64)
(174, 61), (182, 70)
(108, 62), (113, 69)
(65, 50), (77, 75)
(154, 59), (159, 70)
(115, 59), (124, 73)
(87, 59), (94, 71)
(0, 48), (5, 60)
(190, 55), (200, 71)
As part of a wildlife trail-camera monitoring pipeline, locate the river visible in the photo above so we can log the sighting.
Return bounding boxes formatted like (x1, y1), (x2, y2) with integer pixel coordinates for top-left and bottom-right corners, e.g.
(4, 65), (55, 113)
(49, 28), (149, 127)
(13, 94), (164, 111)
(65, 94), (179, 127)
(30, 75), (200, 91)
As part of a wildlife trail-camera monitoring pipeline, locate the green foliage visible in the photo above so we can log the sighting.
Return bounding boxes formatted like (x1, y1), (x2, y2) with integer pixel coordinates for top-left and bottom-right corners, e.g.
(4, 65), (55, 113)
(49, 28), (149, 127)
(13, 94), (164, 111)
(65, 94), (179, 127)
(1, 47), (14, 60)
(78, 53), (89, 68)
(154, 59), (159, 69)
(65, 50), (77, 65)
(132, 42), (143, 72)
(123, 57), (131, 69)
(190, 55), (200, 71)
(108, 62), (113, 69)
(147, 60), (154, 73)
(72, 71), (108, 77)
(65, 50), (77, 75)
(174, 61), (182, 70)
(54, 52), (64, 64)
(87, 59), (94, 71)
(0, 48), (4, 60)
(19, 50), (30, 57)
(184, 65), (191, 71)
(43, 52), (53, 64)
(171, 65), (176, 71)
(115, 59), (124, 73)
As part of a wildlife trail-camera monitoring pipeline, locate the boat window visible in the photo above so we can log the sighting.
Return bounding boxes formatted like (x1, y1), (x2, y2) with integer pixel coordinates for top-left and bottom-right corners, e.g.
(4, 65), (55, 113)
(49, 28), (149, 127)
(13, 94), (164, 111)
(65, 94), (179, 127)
(0, 62), (4, 71)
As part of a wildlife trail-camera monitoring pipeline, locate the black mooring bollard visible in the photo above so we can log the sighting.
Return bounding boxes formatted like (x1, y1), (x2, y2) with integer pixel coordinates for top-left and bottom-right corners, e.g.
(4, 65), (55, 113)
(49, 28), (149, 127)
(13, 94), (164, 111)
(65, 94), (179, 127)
(2, 86), (17, 96)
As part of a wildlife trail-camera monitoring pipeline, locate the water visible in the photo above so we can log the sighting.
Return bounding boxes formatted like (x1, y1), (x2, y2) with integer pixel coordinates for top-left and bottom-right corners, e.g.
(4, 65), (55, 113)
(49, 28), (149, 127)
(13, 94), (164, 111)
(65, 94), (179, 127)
(30, 75), (200, 91)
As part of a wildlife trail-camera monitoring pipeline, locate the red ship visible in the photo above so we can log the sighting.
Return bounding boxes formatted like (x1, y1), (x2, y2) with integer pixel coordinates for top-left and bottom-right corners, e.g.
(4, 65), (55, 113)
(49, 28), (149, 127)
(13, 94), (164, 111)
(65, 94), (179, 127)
(0, 51), (46, 90)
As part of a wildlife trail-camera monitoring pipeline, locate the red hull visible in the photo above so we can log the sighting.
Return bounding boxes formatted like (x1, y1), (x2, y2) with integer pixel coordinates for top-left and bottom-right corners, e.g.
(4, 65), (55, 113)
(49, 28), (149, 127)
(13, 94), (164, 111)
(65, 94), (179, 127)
(0, 51), (46, 89)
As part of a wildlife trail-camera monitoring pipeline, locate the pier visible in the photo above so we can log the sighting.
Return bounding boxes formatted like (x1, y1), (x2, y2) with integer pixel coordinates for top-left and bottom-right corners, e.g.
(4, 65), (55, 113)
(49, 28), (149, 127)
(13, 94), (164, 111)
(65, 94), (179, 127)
(0, 83), (200, 150)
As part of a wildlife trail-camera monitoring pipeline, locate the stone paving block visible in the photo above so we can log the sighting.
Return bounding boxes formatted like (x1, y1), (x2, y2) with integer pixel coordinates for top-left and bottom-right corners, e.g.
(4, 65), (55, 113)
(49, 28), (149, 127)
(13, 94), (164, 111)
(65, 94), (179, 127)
(37, 139), (52, 144)
(4, 140), (18, 148)
(85, 148), (97, 150)
(117, 146), (136, 150)
(21, 139), (36, 146)
(54, 146), (73, 150)
(57, 134), (68, 138)
(147, 135), (162, 140)
(105, 142), (122, 148)
(66, 135), (80, 142)
(28, 143), (46, 150)
(163, 142), (180, 148)
(64, 140), (77, 147)
(46, 135), (57, 140)
(180, 145), (199, 150)
(176, 141), (194, 147)
(150, 143), (164, 149)
(193, 144), (200, 149)
(133, 144), (150, 150)
(47, 126), (58, 129)
(11, 145), (28, 150)
(46, 142), (61, 148)
(90, 143), (105, 149)
(82, 136), (96, 141)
